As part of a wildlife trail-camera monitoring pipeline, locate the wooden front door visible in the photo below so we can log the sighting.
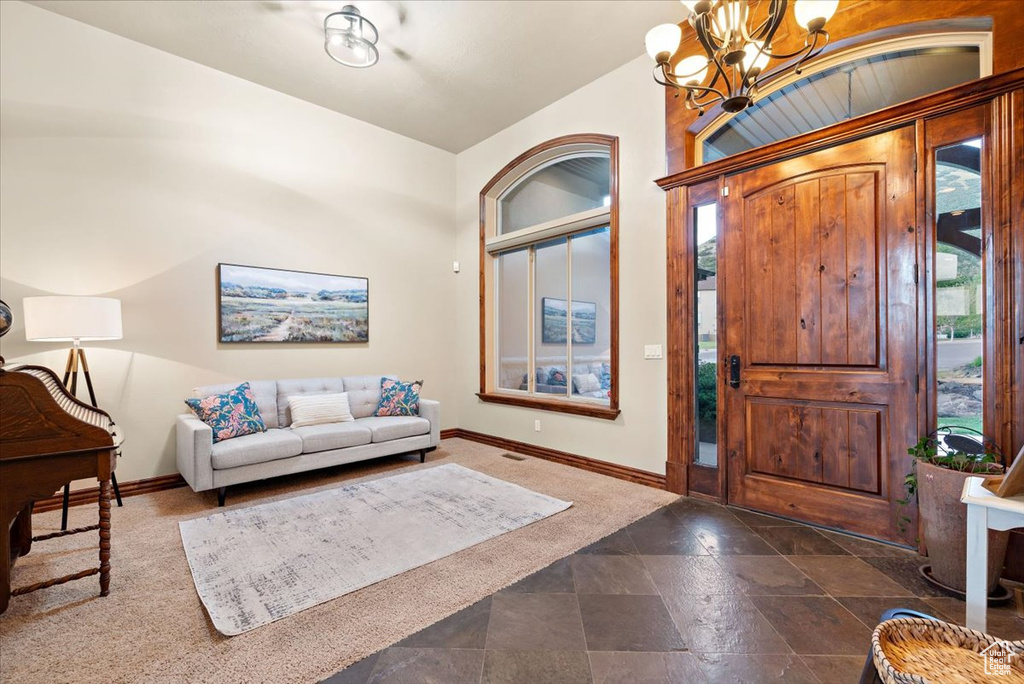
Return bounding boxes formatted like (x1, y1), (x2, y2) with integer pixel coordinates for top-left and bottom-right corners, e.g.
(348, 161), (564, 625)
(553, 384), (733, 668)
(721, 127), (918, 543)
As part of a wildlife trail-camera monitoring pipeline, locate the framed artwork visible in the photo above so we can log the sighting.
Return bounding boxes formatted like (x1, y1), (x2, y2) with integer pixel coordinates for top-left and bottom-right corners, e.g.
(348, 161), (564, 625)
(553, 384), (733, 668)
(217, 263), (368, 343)
(541, 297), (597, 345)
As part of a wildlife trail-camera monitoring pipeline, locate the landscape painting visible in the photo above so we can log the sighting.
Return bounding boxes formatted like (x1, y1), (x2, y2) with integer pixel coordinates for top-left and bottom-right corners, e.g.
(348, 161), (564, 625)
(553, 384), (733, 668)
(218, 264), (368, 343)
(541, 297), (596, 345)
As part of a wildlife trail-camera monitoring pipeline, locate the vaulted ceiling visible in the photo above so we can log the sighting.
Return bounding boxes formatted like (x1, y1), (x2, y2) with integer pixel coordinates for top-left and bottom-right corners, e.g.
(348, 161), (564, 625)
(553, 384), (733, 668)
(27, 0), (681, 152)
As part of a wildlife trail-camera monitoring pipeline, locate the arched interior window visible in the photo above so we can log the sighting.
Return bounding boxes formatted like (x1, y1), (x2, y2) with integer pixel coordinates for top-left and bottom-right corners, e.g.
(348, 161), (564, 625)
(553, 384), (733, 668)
(697, 33), (992, 164)
(478, 135), (619, 419)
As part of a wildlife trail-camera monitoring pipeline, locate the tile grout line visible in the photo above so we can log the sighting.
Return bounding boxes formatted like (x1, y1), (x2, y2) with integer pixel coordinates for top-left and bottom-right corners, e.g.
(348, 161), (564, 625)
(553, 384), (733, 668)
(479, 593), (494, 684)
(633, 527), (701, 662)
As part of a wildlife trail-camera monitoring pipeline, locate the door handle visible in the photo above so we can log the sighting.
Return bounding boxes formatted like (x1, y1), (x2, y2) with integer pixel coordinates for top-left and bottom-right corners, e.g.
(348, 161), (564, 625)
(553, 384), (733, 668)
(729, 355), (741, 388)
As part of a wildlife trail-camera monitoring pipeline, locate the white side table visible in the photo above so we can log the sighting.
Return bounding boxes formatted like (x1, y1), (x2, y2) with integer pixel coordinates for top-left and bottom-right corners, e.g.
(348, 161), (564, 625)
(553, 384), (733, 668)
(959, 476), (1024, 632)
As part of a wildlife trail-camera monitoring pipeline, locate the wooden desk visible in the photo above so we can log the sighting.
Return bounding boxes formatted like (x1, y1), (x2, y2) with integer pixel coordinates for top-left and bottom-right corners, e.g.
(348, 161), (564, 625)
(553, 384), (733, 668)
(0, 365), (118, 613)
(960, 476), (1024, 632)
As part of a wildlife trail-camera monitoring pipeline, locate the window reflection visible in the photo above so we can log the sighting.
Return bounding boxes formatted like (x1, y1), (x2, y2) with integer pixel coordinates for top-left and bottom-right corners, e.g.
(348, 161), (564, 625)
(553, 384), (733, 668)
(935, 139), (984, 435)
(695, 203), (718, 467)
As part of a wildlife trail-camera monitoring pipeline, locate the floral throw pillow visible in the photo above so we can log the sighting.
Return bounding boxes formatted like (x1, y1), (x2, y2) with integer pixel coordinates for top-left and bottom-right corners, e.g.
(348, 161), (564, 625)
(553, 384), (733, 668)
(547, 368), (568, 387)
(185, 382), (267, 443)
(599, 363), (612, 391)
(374, 378), (423, 417)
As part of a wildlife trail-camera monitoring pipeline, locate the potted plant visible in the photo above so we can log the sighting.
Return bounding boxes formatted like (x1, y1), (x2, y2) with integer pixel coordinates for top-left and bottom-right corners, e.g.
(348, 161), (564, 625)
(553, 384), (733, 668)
(899, 428), (1008, 596)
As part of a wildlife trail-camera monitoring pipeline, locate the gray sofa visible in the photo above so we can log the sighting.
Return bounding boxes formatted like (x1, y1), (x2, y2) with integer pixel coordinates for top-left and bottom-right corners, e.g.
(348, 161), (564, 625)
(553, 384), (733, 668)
(176, 375), (440, 506)
(519, 362), (611, 399)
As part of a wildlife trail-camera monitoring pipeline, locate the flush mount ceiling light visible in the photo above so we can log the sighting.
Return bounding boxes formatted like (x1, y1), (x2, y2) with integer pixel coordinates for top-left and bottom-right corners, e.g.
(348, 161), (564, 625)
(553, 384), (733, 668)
(324, 5), (379, 68)
(645, 0), (839, 114)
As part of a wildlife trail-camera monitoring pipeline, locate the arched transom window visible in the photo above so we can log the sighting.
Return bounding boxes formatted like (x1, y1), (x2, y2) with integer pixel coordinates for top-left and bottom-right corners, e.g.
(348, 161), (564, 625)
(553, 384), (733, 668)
(697, 32), (992, 163)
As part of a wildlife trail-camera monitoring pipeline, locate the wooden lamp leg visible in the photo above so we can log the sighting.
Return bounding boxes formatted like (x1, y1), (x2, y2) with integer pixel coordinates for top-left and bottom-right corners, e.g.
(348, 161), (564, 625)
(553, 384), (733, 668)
(60, 485), (70, 530)
(77, 347), (98, 408)
(61, 347), (75, 387)
(60, 345), (78, 532)
(59, 347), (123, 530)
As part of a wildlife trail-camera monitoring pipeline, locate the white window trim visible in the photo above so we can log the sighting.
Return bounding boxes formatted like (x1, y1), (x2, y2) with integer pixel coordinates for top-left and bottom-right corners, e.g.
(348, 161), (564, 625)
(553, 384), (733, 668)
(486, 206), (611, 254)
(492, 225), (611, 405)
(694, 31), (994, 165)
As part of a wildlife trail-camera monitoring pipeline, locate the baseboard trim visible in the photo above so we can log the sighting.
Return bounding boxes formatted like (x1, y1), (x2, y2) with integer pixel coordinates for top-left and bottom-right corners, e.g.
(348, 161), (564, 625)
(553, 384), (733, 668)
(444, 428), (667, 490)
(34, 428), (662, 513)
(32, 474), (187, 514)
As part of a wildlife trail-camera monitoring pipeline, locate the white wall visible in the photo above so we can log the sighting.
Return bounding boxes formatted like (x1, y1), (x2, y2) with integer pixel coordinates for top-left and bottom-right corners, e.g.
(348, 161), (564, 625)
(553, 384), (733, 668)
(0, 2), (458, 484)
(1, 2), (669, 484)
(455, 56), (668, 475)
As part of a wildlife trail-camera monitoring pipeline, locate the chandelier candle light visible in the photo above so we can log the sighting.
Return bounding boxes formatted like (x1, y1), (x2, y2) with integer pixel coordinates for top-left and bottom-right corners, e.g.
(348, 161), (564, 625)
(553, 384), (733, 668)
(645, 0), (839, 114)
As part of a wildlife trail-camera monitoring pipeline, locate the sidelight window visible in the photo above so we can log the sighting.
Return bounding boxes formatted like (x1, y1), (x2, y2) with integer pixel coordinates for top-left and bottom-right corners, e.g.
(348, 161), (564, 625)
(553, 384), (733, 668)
(934, 138), (984, 435)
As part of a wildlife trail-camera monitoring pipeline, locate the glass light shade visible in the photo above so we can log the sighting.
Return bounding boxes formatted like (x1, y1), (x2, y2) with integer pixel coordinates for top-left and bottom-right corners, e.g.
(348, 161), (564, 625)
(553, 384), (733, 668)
(324, 6), (379, 68)
(23, 296), (122, 342)
(794, 0), (839, 29)
(675, 55), (709, 85)
(715, 1), (743, 36)
(645, 23), (682, 61)
(743, 41), (770, 73)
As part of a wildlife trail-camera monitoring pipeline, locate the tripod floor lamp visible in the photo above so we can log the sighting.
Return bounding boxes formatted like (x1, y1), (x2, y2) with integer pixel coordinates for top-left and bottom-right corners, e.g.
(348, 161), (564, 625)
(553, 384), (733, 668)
(23, 296), (124, 530)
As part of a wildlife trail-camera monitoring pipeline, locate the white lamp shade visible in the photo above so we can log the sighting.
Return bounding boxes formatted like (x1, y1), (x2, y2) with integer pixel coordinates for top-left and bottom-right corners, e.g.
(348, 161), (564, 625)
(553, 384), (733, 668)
(794, 0), (839, 29)
(23, 296), (123, 342)
(675, 55), (709, 85)
(744, 41), (770, 73)
(645, 23), (682, 61)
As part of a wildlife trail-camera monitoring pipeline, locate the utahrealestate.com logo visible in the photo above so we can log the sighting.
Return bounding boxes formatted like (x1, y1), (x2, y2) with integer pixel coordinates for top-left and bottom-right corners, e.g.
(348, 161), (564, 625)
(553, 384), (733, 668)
(981, 640), (1021, 676)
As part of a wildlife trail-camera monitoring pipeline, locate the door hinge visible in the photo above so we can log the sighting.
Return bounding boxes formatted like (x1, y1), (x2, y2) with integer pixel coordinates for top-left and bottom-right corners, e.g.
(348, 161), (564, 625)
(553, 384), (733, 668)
(721, 186), (730, 197)
(913, 263), (919, 285)
(913, 153), (918, 174)
(915, 373), (920, 394)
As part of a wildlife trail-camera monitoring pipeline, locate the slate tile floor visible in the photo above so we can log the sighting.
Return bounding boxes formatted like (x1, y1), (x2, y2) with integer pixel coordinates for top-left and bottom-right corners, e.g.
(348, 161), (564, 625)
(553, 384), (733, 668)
(324, 497), (1024, 684)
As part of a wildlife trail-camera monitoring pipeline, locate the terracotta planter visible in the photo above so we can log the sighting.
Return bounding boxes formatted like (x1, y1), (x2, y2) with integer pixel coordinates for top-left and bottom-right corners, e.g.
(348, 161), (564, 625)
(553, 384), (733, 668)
(917, 461), (1009, 594)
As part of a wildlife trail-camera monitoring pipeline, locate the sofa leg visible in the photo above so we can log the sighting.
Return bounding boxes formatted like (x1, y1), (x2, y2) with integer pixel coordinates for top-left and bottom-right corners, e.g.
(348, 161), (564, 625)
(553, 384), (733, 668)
(217, 487), (227, 507)
(419, 449), (426, 464)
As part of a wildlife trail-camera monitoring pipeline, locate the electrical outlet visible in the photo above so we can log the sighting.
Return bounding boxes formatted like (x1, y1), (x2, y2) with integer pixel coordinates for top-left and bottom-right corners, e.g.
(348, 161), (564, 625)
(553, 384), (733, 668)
(453, 260), (461, 273)
(644, 344), (663, 359)
(534, 419), (541, 432)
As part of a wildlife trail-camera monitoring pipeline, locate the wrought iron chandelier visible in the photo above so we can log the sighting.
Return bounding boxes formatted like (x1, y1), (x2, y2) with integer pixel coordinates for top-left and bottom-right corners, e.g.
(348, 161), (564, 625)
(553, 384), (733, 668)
(645, 0), (839, 114)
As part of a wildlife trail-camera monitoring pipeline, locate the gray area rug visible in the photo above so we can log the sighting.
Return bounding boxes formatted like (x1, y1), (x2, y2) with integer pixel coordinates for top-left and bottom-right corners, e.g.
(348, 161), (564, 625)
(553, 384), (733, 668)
(179, 463), (572, 635)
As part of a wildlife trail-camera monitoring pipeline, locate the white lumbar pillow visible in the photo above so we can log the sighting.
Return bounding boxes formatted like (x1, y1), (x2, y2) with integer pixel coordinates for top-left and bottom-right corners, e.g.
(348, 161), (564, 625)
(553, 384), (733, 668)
(288, 392), (354, 428)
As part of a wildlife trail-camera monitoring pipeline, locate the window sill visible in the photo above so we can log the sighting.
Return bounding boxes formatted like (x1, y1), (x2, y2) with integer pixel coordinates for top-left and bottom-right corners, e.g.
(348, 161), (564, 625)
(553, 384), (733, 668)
(476, 392), (621, 420)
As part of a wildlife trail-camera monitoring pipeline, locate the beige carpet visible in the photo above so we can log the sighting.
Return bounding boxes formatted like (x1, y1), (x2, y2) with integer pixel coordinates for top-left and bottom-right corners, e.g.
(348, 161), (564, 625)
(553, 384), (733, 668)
(0, 438), (677, 684)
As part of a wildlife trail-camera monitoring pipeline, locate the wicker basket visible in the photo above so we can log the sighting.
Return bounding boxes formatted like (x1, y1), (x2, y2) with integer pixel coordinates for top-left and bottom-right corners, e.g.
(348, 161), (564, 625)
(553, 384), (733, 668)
(872, 617), (1024, 683)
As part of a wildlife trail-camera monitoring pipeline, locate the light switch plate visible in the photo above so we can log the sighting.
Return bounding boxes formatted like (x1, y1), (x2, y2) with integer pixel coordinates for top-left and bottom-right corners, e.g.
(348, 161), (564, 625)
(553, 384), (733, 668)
(644, 344), (663, 359)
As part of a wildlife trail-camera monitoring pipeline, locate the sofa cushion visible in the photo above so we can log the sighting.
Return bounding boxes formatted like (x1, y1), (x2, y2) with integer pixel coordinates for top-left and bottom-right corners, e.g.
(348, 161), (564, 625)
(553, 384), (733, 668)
(292, 422), (372, 453)
(194, 379), (279, 429)
(276, 377), (345, 427)
(210, 429), (302, 470)
(343, 375), (396, 418)
(356, 416), (430, 443)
